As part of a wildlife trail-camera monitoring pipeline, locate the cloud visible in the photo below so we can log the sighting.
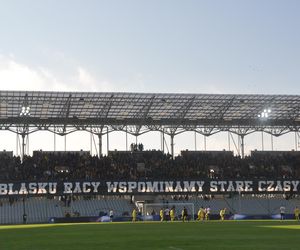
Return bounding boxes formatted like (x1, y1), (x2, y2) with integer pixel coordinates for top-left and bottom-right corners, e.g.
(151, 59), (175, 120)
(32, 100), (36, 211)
(0, 55), (115, 92)
(76, 67), (114, 92)
(0, 56), (47, 90)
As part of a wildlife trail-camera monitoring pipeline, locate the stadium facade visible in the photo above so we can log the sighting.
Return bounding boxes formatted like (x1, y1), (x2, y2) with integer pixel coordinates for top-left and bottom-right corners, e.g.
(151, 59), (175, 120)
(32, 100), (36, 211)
(0, 90), (300, 224)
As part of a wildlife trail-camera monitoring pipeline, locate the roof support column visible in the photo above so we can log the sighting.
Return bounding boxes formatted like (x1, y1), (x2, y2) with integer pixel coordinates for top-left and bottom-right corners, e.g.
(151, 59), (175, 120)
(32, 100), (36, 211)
(240, 134), (245, 159)
(53, 126), (56, 151)
(21, 133), (26, 163)
(228, 132), (231, 151)
(261, 131), (264, 151)
(125, 126), (128, 151)
(107, 127), (109, 155)
(170, 133), (175, 159)
(98, 134), (102, 157)
(90, 133), (93, 155)
(18, 125), (29, 163)
(161, 129), (165, 153)
(194, 131), (197, 151)
(64, 134), (67, 152)
(16, 134), (19, 156)
(295, 132), (298, 151)
(271, 134), (274, 151)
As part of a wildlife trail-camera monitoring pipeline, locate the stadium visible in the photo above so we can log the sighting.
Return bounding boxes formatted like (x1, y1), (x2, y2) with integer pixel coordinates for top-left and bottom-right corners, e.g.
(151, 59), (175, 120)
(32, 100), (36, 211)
(0, 90), (300, 249)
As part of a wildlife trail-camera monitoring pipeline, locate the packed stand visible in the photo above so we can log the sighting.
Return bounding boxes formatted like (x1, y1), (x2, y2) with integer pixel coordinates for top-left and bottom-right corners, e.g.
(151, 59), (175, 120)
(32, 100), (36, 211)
(0, 148), (300, 181)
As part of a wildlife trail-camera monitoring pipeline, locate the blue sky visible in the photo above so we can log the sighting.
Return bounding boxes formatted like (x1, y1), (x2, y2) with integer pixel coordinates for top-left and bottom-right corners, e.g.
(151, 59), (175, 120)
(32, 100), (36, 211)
(0, 0), (299, 94)
(0, 0), (299, 154)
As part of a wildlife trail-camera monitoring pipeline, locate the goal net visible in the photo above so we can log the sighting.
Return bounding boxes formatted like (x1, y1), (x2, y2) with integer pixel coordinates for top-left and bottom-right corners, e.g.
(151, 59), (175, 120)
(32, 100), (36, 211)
(143, 202), (195, 221)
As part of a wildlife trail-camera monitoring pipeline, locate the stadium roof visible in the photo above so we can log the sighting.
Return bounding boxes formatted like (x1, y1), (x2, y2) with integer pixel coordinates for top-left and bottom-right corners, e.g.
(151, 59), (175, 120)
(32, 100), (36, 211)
(0, 90), (300, 136)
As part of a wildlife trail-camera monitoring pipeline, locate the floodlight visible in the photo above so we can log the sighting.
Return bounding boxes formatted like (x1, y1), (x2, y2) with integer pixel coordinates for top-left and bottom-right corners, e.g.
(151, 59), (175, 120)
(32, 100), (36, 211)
(20, 105), (31, 116)
(258, 108), (271, 119)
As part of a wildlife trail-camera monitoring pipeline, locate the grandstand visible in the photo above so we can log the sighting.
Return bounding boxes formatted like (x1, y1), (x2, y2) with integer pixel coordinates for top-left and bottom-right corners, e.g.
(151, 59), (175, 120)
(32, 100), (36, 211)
(0, 90), (300, 224)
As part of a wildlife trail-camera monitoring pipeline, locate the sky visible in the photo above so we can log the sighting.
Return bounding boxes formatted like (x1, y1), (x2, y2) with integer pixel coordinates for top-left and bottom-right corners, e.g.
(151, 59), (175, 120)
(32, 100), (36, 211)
(0, 0), (300, 155)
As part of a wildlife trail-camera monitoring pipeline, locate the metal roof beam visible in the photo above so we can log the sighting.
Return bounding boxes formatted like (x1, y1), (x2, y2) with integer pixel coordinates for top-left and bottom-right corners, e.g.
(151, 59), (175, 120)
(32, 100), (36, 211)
(210, 97), (235, 120)
(168, 96), (195, 135)
(97, 94), (114, 118)
(134, 95), (155, 135)
(59, 94), (72, 134)
(174, 96), (195, 120)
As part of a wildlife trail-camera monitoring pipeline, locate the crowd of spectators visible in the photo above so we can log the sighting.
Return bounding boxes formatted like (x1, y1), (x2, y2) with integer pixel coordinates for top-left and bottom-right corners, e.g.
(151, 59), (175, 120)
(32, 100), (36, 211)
(0, 148), (300, 182)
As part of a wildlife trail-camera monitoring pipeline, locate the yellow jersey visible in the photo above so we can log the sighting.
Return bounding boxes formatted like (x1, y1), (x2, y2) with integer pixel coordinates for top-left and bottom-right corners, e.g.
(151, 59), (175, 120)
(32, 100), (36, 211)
(220, 209), (225, 216)
(132, 209), (136, 217)
(160, 210), (164, 217)
(170, 209), (175, 217)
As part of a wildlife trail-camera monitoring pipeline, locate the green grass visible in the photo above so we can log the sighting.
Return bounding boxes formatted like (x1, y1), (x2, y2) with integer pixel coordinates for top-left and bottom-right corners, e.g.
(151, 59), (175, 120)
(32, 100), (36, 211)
(0, 220), (300, 250)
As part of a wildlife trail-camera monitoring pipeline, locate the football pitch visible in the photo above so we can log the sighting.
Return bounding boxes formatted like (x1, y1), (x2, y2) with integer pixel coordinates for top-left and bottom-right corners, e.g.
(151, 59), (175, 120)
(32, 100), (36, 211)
(0, 221), (300, 250)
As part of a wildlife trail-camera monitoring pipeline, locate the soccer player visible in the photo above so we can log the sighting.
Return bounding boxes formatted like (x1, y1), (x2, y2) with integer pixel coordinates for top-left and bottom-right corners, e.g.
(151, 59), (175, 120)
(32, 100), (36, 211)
(182, 207), (188, 222)
(23, 213), (27, 224)
(170, 206), (176, 221)
(279, 205), (285, 220)
(165, 207), (170, 221)
(132, 208), (137, 222)
(109, 209), (114, 222)
(197, 206), (205, 221)
(205, 206), (211, 220)
(220, 208), (226, 221)
(160, 208), (164, 222)
(294, 206), (300, 220)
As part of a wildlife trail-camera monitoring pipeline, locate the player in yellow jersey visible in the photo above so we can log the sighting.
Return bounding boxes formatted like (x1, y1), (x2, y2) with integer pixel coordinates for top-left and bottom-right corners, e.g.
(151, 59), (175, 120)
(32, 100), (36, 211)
(132, 208), (137, 222)
(159, 208), (164, 222)
(170, 206), (176, 221)
(197, 207), (205, 221)
(220, 208), (226, 221)
(294, 206), (300, 220)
